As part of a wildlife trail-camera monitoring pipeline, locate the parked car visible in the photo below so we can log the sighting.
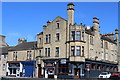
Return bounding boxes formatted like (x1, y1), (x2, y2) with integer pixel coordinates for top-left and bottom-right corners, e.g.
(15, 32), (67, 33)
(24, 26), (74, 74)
(99, 72), (111, 78)
(110, 72), (120, 78)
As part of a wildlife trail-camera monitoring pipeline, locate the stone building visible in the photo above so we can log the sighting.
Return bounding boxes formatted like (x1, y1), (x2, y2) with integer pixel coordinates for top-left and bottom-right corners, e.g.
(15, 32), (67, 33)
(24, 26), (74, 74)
(0, 35), (9, 77)
(36, 3), (119, 79)
(6, 39), (39, 77)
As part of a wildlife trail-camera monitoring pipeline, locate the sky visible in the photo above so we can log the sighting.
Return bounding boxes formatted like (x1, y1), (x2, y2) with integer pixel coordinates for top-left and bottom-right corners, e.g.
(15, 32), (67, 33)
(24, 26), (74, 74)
(2, 2), (118, 46)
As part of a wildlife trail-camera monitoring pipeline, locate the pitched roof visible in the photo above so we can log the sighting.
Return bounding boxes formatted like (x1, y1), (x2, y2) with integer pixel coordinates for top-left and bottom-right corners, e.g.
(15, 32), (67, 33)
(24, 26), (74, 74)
(8, 41), (37, 51)
(85, 27), (94, 36)
(0, 47), (12, 55)
(101, 35), (116, 44)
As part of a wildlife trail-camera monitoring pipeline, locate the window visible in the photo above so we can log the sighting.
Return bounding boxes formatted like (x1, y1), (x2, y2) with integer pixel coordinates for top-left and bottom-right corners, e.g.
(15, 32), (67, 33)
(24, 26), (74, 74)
(45, 48), (47, 57)
(27, 51), (32, 60)
(56, 47), (59, 56)
(0, 55), (1, 60)
(71, 46), (75, 56)
(76, 46), (81, 56)
(29, 51), (32, 60)
(82, 46), (84, 56)
(48, 48), (50, 57)
(71, 31), (75, 40)
(49, 34), (51, 43)
(106, 53), (108, 60)
(13, 52), (17, 60)
(102, 52), (104, 59)
(90, 49), (93, 58)
(39, 50), (41, 56)
(58, 63), (68, 74)
(115, 54), (117, 61)
(56, 22), (60, 29)
(3, 64), (6, 71)
(56, 33), (60, 41)
(4, 55), (6, 61)
(105, 42), (108, 49)
(81, 31), (84, 41)
(39, 38), (42, 44)
(46, 35), (48, 43)
(76, 31), (81, 40)
(45, 48), (50, 57)
(90, 36), (93, 45)
(101, 40), (103, 48)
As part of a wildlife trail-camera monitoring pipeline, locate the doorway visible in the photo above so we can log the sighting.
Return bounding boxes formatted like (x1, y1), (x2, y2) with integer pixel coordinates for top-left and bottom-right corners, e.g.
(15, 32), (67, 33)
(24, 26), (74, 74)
(38, 64), (41, 78)
(74, 68), (80, 78)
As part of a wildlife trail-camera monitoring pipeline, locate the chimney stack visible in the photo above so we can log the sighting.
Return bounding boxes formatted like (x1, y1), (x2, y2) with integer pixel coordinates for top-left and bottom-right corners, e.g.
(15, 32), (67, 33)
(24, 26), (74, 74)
(18, 38), (27, 44)
(47, 20), (51, 25)
(67, 3), (74, 25)
(93, 17), (100, 32)
(115, 29), (119, 45)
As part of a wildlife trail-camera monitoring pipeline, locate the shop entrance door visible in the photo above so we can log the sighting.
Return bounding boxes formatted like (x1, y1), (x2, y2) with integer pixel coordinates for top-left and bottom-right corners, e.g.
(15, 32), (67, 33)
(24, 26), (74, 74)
(74, 68), (80, 78)
(38, 64), (41, 78)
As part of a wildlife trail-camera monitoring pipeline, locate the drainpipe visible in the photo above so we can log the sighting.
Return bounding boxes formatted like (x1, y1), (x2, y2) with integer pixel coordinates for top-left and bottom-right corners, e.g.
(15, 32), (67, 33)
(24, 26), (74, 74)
(33, 35), (37, 78)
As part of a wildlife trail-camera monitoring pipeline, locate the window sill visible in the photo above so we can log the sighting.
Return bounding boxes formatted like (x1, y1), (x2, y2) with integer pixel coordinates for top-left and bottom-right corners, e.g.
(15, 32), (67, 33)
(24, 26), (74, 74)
(70, 55), (85, 57)
(45, 42), (51, 44)
(66, 40), (86, 43)
(55, 40), (60, 42)
(55, 56), (59, 57)
(90, 43), (94, 45)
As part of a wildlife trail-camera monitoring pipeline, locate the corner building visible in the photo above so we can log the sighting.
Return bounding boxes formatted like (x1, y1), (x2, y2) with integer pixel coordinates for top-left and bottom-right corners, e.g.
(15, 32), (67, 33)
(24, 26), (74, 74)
(36, 3), (119, 78)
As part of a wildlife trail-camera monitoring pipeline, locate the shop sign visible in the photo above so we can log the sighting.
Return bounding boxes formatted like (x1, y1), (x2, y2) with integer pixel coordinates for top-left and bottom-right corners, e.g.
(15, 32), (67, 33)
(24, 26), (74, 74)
(60, 59), (66, 64)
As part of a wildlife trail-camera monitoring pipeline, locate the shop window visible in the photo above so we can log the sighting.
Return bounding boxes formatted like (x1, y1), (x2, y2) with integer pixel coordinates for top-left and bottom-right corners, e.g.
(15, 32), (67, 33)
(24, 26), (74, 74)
(91, 64), (96, 70)
(58, 63), (68, 74)
(106, 66), (110, 71)
(97, 64), (101, 70)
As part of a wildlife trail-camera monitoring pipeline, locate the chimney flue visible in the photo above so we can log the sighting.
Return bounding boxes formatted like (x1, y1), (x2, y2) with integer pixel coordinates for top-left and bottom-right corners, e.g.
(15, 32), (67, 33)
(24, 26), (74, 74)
(18, 38), (27, 44)
(67, 3), (75, 25)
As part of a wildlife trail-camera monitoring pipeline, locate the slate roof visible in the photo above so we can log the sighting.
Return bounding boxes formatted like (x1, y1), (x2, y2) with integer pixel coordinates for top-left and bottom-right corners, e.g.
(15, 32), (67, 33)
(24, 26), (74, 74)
(101, 35), (116, 44)
(85, 27), (94, 36)
(0, 47), (12, 55)
(8, 41), (37, 51)
(85, 27), (116, 44)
